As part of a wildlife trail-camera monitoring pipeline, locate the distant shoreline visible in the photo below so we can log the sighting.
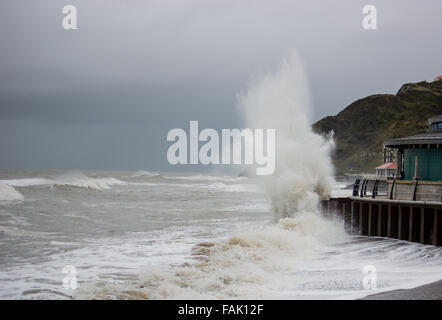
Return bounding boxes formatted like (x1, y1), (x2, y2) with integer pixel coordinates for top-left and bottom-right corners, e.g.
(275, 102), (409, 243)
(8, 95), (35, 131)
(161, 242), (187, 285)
(360, 279), (442, 300)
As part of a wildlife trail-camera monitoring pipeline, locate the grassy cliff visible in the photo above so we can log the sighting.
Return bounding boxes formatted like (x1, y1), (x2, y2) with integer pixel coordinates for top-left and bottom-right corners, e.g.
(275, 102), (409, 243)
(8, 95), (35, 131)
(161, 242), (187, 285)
(312, 79), (442, 174)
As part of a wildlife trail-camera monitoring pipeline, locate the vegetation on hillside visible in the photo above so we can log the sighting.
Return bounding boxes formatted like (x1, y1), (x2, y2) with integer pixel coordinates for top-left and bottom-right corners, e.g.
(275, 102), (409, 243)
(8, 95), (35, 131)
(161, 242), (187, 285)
(312, 79), (442, 174)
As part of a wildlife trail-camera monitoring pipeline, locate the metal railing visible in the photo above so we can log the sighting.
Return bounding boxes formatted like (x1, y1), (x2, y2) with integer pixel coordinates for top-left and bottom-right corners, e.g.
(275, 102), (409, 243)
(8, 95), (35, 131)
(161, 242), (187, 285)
(352, 178), (388, 199)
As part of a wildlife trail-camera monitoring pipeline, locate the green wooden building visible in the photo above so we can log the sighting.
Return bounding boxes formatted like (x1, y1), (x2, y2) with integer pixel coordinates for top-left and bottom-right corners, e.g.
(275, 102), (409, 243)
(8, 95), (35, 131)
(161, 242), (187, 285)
(385, 115), (442, 181)
(384, 115), (442, 202)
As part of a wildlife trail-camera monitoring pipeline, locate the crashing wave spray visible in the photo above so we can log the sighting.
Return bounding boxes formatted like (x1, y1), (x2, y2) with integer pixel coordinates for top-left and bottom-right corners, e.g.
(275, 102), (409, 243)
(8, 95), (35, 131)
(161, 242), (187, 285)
(76, 52), (342, 300)
(0, 182), (24, 202)
(237, 51), (335, 218)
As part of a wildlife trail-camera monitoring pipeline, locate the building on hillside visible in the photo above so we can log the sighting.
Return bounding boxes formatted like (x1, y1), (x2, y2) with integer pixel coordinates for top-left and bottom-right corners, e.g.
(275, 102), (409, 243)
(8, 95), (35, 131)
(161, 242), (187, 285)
(383, 115), (442, 201)
(375, 162), (397, 178)
(333, 114), (442, 246)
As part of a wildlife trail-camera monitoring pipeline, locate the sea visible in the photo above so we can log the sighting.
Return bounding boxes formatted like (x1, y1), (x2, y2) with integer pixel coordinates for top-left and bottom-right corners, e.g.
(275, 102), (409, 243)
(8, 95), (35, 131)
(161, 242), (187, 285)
(0, 169), (442, 300)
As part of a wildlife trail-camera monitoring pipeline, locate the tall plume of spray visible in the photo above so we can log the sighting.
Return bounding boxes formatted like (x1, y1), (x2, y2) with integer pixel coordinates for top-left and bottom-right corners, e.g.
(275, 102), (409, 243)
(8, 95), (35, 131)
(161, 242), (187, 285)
(77, 52), (340, 300)
(237, 51), (335, 218)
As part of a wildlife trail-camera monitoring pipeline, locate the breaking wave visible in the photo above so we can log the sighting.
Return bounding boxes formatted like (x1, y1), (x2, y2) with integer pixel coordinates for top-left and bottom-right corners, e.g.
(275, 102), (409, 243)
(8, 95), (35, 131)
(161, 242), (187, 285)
(238, 51), (335, 218)
(130, 171), (160, 179)
(52, 173), (126, 190)
(0, 183), (24, 202)
(0, 178), (52, 187)
(76, 214), (345, 299)
(75, 52), (343, 300)
(0, 173), (126, 191)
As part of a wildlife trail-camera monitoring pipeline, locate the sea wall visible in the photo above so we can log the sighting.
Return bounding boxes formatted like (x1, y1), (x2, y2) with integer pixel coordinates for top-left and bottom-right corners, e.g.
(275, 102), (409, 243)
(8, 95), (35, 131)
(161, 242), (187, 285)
(322, 197), (442, 246)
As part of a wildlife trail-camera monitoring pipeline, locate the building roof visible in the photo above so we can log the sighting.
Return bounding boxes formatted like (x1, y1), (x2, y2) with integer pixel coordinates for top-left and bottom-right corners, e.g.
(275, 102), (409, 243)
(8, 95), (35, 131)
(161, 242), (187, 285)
(376, 162), (397, 170)
(385, 131), (442, 147)
(429, 115), (442, 126)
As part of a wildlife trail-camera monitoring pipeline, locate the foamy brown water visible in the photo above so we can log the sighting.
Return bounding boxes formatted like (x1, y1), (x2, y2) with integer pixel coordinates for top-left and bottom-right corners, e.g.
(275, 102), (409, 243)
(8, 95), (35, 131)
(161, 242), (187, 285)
(0, 170), (442, 300)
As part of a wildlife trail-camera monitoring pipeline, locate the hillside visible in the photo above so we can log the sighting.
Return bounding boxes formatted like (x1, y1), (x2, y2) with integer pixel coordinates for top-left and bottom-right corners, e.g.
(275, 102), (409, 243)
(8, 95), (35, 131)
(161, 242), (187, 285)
(312, 79), (442, 174)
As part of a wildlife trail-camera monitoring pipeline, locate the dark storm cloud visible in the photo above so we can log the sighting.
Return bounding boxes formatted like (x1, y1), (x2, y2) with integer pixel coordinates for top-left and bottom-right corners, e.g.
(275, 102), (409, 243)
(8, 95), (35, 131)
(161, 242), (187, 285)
(1, 0), (441, 170)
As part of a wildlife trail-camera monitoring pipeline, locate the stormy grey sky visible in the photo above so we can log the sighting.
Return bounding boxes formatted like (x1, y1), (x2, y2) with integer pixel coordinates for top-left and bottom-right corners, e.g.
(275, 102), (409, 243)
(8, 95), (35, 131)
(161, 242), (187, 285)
(0, 0), (441, 171)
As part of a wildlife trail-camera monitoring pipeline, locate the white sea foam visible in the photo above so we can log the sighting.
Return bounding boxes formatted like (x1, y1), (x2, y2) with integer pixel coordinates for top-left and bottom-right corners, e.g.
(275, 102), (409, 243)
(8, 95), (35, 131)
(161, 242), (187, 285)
(0, 183), (24, 202)
(238, 51), (335, 218)
(3, 53), (441, 301)
(2, 169), (442, 300)
(222, 202), (271, 213)
(165, 174), (246, 182)
(75, 214), (442, 300)
(73, 53), (442, 301)
(52, 173), (126, 190)
(0, 225), (54, 238)
(75, 53), (344, 300)
(330, 180), (353, 198)
(76, 213), (346, 299)
(0, 178), (52, 187)
(130, 171), (160, 179)
(331, 187), (353, 198)
(128, 182), (203, 188)
(0, 173), (126, 191)
(203, 182), (264, 193)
